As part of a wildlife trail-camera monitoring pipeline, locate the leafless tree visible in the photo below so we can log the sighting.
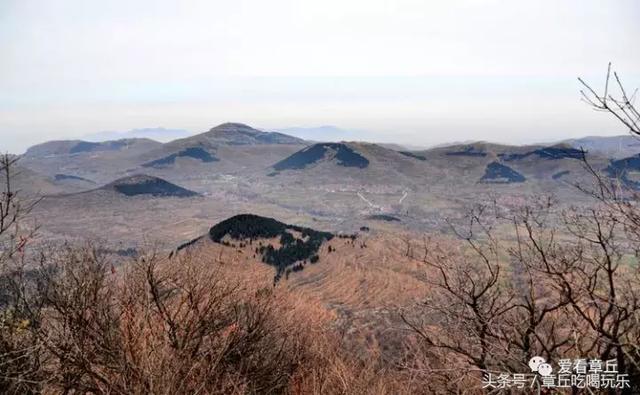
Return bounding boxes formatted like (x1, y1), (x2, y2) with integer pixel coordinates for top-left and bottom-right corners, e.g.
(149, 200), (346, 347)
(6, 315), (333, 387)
(0, 154), (39, 263)
(404, 198), (640, 393)
(0, 154), (44, 394)
(402, 203), (575, 391)
(579, 63), (639, 135)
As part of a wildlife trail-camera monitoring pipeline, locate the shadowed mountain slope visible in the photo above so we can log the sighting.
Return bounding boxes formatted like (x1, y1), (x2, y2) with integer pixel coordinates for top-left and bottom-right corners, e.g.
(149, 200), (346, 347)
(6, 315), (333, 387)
(101, 175), (198, 197)
(397, 151), (426, 161)
(499, 146), (585, 161)
(403, 141), (610, 187)
(445, 145), (488, 157)
(273, 143), (370, 170)
(480, 162), (526, 183)
(606, 154), (640, 189)
(142, 147), (218, 168)
(263, 142), (438, 190)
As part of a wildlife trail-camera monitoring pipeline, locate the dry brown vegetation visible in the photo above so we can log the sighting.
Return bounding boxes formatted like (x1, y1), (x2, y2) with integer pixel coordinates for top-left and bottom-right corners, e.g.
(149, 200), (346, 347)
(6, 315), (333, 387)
(0, 246), (423, 394)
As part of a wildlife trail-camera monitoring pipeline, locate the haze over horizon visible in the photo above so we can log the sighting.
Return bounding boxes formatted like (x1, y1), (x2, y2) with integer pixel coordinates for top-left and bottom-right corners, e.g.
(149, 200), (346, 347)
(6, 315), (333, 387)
(2, 0), (639, 153)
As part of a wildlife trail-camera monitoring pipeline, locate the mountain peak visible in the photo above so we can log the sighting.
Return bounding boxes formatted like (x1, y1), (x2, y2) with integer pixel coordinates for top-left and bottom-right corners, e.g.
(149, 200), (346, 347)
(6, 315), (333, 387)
(168, 122), (306, 146)
(209, 122), (256, 131)
(207, 122), (260, 135)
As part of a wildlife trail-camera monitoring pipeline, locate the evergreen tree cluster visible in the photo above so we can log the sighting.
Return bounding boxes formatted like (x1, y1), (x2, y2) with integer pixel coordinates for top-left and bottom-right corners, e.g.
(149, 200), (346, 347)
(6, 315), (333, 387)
(209, 214), (334, 282)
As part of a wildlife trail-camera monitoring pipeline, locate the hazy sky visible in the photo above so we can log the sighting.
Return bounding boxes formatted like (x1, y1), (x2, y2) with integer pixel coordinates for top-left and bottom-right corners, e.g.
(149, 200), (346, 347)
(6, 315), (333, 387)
(1, 0), (639, 153)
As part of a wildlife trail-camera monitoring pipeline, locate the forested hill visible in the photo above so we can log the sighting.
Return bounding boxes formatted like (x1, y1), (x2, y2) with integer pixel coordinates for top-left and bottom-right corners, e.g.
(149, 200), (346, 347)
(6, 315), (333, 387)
(209, 214), (334, 281)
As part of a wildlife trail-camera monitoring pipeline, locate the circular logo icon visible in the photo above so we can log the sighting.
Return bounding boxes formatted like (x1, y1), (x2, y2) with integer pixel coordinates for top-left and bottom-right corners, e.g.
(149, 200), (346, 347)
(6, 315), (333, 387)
(537, 363), (553, 376)
(528, 356), (546, 372)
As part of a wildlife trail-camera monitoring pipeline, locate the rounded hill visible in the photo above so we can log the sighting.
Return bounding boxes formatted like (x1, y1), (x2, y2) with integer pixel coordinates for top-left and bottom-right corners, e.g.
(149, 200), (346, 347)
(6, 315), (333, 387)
(272, 143), (370, 171)
(102, 175), (198, 198)
(166, 122), (306, 148)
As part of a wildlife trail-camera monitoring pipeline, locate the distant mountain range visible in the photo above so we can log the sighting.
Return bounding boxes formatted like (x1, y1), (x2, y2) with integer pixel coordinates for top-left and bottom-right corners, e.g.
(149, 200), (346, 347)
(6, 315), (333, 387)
(263, 139), (604, 191)
(84, 127), (194, 143)
(561, 135), (640, 159)
(425, 135), (640, 160)
(84, 125), (343, 145)
(23, 124), (640, 159)
(24, 138), (161, 158)
(19, 122), (640, 260)
(17, 123), (640, 201)
(18, 123), (310, 190)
